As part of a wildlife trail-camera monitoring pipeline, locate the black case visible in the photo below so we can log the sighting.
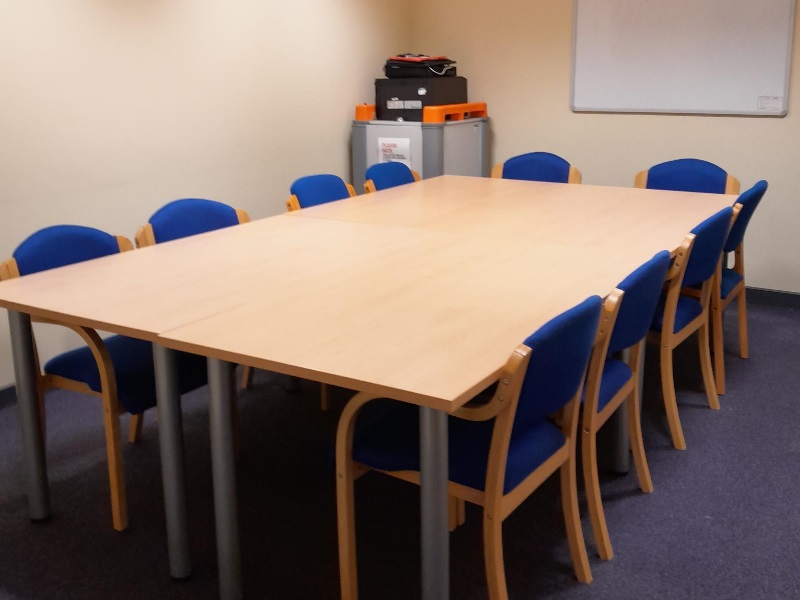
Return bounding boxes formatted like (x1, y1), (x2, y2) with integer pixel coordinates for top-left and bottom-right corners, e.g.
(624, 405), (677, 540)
(375, 76), (468, 121)
(384, 60), (456, 78)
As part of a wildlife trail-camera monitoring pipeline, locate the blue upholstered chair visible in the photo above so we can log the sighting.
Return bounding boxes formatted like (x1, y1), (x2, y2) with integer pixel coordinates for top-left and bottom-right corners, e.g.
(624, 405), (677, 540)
(335, 296), (602, 600)
(647, 206), (737, 450)
(712, 180), (768, 394)
(135, 198), (253, 404)
(363, 161), (420, 193)
(286, 174), (356, 211)
(581, 251), (671, 560)
(0, 225), (209, 531)
(634, 158), (740, 195)
(134, 197), (249, 247)
(492, 151), (582, 183)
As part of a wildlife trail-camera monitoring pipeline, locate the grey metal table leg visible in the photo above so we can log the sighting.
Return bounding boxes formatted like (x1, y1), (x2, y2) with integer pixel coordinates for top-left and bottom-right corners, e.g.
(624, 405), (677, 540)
(208, 358), (241, 600)
(153, 344), (191, 579)
(8, 310), (50, 521)
(610, 344), (646, 474)
(419, 407), (449, 600)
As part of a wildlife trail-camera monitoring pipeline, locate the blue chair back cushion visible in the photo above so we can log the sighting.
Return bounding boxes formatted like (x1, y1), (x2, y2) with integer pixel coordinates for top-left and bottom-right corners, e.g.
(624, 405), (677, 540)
(724, 180), (767, 253)
(513, 296), (602, 428)
(365, 162), (416, 191)
(44, 336), (208, 414)
(501, 152), (571, 183)
(682, 207), (733, 287)
(291, 174), (352, 208)
(645, 158), (729, 193)
(608, 251), (671, 353)
(13, 225), (121, 276)
(148, 198), (240, 244)
(352, 296), (602, 495)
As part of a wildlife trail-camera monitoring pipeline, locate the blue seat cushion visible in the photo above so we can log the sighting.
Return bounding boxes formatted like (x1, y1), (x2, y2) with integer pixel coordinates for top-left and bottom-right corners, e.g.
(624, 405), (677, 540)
(352, 399), (566, 494)
(720, 268), (744, 300)
(650, 295), (704, 333)
(582, 357), (633, 413)
(44, 336), (208, 415)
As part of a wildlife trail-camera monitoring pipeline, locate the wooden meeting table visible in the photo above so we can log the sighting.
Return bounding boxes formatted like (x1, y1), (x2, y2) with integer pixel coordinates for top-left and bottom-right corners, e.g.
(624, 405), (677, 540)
(0, 176), (735, 600)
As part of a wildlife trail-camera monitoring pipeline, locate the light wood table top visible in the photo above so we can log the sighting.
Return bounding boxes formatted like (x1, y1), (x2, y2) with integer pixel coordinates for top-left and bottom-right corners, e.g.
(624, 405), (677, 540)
(289, 175), (736, 257)
(154, 175), (735, 412)
(0, 176), (735, 412)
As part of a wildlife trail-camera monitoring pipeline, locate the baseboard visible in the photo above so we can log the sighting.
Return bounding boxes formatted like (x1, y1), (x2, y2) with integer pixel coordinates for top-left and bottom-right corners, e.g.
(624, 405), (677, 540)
(0, 385), (16, 411)
(747, 287), (800, 310)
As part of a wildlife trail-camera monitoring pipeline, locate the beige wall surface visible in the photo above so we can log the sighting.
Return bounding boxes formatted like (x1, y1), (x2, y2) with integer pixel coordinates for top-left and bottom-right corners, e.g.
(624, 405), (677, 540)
(0, 1), (408, 387)
(410, 0), (800, 292)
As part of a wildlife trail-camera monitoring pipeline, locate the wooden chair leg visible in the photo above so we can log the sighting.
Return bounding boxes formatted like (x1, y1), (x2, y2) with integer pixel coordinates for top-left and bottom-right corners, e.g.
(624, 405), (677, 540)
(627, 342), (652, 493)
(483, 508), (509, 600)
(697, 322), (720, 410)
(240, 365), (254, 389)
(737, 288), (749, 359)
(101, 394), (128, 531)
(560, 455), (592, 583)
(320, 383), (330, 411)
(336, 396), (372, 600)
(712, 296), (726, 395)
(627, 390), (653, 494)
(660, 344), (686, 450)
(581, 427), (613, 560)
(127, 413), (144, 444)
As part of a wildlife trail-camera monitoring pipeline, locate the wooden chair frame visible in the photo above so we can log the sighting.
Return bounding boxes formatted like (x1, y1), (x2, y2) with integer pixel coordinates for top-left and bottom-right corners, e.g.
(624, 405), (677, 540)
(646, 206), (739, 450)
(0, 235), (138, 531)
(490, 162), (582, 184)
(336, 341), (593, 600)
(710, 216), (748, 395)
(581, 290), (653, 560)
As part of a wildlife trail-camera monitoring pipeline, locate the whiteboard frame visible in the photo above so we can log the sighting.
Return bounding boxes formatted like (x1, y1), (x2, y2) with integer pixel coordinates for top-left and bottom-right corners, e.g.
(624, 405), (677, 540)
(571, 0), (796, 117)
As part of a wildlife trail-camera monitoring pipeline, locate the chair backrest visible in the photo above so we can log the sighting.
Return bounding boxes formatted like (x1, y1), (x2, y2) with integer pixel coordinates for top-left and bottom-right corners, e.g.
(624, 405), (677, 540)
(364, 162), (418, 191)
(7, 225), (127, 277)
(724, 180), (768, 253)
(493, 151), (581, 184)
(289, 174), (355, 210)
(608, 251), (672, 354)
(682, 206), (734, 288)
(144, 198), (246, 244)
(635, 158), (739, 194)
(512, 296), (602, 431)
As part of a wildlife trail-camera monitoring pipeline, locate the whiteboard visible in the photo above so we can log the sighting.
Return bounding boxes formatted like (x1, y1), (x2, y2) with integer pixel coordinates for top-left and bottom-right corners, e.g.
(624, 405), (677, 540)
(572, 0), (795, 116)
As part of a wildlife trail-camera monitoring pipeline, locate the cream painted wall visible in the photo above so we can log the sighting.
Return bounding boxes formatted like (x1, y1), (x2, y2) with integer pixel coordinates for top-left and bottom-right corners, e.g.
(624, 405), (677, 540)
(0, 1), (409, 387)
(409, 0), (800, 292)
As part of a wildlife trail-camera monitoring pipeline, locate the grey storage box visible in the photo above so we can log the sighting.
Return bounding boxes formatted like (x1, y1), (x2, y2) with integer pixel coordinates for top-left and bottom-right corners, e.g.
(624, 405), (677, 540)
(352, 117), (489, 192)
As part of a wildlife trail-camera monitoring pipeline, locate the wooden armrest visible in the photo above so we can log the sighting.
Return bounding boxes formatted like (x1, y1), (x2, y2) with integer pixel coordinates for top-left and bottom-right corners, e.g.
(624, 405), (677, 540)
(452, 345), (531, 422)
